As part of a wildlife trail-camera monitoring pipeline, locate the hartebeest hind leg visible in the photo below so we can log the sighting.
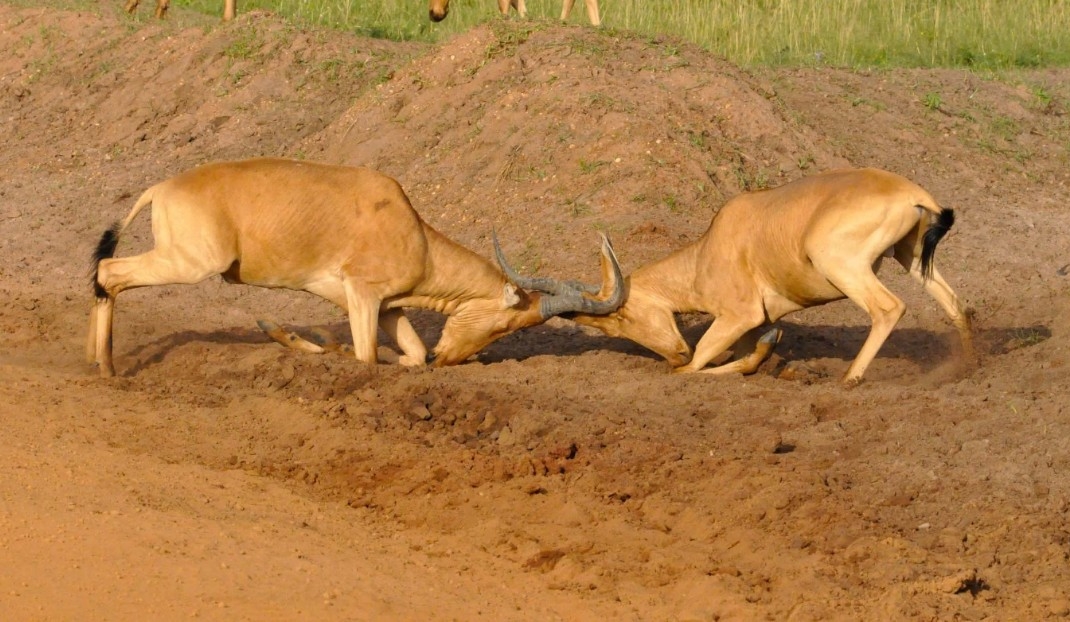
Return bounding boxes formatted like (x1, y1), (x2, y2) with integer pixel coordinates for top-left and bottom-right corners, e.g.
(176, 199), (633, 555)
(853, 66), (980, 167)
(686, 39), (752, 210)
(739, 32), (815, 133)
(90, 249), (230, 377)
(684, 327), (783, 376)
(893, 242), (975, 362)
(87, 296), (116, 376)
(816, 257), (907, 384)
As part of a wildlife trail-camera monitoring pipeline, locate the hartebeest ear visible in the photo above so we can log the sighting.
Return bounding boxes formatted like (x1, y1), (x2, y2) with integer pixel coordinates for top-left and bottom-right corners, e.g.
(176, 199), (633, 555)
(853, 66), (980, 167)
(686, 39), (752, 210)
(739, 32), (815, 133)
(501, 283), (534, 310)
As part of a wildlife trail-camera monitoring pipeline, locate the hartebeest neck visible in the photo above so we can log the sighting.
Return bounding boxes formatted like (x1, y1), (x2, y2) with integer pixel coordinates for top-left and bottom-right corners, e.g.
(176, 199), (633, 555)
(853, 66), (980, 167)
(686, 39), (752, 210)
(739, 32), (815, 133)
(629, 241), (704, 313)
(392, 224), (509, 314)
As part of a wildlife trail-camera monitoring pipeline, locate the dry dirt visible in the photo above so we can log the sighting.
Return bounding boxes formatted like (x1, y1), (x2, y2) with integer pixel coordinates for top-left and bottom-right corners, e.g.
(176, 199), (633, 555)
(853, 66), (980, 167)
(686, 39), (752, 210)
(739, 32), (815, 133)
(2, 4), (1070, 620)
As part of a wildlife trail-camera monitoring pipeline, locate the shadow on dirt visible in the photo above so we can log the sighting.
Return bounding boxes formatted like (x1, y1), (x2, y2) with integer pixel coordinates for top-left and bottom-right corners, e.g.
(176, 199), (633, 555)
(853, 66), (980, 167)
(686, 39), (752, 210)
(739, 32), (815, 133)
(111, 307), (1049, 380)
(120, 326), (274, 376)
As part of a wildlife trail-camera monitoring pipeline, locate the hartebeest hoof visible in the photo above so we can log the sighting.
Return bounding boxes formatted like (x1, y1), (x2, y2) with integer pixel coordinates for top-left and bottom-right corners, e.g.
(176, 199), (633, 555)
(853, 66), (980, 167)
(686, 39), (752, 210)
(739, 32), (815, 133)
(727, 327), (782, 375)
(750, 327), (782, 366)
(309, 327), (353, 354)
(257, 320), (326, 354)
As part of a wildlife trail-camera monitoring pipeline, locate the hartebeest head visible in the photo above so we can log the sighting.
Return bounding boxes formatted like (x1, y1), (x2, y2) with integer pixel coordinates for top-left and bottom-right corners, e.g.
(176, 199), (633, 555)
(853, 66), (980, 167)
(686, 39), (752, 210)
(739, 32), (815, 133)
(570, 286), (693, 367)
(428, 232), (625, 365)
(497, 240), (691, 366)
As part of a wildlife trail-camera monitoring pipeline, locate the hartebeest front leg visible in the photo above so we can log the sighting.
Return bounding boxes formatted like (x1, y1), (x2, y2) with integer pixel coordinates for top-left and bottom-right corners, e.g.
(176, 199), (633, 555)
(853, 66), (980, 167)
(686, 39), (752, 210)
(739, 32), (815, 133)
(257, 320), (327, 354)
(379, 309), (429, 366)
(712, 327), (782, 375)
(261, 277), (385, 365)
(124, 0), (170, 19)
(309, 327), (352, 354)
(257, 311), (427, 366)
(674, 313), (763, 375)
(257, 308), (425, 366)
(343, 279), (381, 365)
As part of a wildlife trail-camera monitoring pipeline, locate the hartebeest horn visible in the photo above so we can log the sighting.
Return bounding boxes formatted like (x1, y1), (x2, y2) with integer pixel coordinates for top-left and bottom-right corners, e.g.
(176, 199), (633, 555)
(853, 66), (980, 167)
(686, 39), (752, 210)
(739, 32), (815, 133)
(493, 231), (597, 294)
(493, 231), (625, 318)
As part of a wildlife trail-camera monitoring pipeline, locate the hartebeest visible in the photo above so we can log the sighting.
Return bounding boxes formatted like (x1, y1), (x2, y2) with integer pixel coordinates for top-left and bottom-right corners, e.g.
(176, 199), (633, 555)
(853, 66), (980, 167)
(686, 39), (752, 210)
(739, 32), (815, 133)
(497, 168), (974, 384)
(429, 0), (601, 26)
(125, 0), (236, 20)
(88, 158), (623, 378)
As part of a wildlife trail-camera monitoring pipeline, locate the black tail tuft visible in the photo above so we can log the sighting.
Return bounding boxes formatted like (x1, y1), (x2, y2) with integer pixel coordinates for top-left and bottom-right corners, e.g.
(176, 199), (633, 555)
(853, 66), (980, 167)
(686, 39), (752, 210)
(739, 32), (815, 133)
(90, 222), (121, 299)
(920, 207), (954, 281)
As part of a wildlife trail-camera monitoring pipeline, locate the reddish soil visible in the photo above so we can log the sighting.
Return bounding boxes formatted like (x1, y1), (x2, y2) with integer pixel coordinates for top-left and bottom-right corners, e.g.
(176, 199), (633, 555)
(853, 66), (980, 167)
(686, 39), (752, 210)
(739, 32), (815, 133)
(3, 4), (1069, 620)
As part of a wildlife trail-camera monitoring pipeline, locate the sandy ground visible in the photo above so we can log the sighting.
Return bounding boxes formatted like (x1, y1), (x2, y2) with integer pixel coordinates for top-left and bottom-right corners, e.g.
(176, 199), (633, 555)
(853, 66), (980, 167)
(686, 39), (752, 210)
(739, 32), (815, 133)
(2, 3), (1070, 620)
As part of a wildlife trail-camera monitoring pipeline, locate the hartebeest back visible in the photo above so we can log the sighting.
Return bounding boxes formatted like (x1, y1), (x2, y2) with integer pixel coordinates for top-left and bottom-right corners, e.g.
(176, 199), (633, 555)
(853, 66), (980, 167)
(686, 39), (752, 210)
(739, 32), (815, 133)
(499, 168), (974, 384)
(429, 0), (600, 26)
(88, 158), (623, 377)
(125, 0), (236, 20)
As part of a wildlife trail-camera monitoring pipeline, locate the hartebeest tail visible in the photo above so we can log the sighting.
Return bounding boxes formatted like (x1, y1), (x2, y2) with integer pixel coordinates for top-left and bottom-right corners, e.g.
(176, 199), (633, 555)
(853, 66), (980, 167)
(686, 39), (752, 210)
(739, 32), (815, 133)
(499, 168), (975, 384)
(90, 224), (121, 300)
(921, 207), (954, 280)
(87, 158), (623, 377)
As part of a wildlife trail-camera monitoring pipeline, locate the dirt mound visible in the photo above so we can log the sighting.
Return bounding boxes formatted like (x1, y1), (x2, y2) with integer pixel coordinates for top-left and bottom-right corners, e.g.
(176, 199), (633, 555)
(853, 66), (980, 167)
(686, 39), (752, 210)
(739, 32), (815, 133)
(2, 6), (418, 169)
(3, 4), (1070, 620)
(304, 21), (847, 272)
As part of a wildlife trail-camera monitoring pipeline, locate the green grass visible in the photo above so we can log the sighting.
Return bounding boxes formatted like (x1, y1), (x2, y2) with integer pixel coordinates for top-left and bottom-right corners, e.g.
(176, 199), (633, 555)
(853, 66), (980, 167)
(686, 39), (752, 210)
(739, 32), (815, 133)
(162, 0), (1070, 68)
(922, 91), (942, 111)
(609, 0), (1070, 68)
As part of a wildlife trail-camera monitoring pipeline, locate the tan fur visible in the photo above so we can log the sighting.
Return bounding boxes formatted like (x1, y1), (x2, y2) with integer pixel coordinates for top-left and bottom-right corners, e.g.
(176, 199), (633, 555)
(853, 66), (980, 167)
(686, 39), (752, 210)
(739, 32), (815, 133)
(571, 168), (974, 384)
(125, 0), (236, 20)
(88, 158), (617, 377)
(429, 0), (600, 25)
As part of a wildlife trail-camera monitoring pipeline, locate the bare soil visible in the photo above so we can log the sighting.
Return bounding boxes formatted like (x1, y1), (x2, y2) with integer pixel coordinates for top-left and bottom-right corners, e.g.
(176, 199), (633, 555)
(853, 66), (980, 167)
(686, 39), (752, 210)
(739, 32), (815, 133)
(2, 4), (1070, 620)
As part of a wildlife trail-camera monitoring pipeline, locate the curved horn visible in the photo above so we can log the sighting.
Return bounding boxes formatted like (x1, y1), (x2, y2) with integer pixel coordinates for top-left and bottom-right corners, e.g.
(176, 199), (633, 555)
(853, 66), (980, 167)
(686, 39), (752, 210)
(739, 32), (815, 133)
(493, 231), (601, 295)
(492, 231), (624, 317)
(538, 233), (625, 318)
